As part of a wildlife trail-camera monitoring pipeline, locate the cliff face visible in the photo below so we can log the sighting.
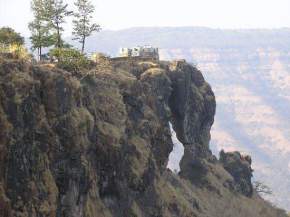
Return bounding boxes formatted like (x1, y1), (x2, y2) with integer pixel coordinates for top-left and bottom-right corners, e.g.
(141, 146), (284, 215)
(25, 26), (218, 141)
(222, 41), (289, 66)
(0, 57), (287, 217)
(83, 27), (290, 211)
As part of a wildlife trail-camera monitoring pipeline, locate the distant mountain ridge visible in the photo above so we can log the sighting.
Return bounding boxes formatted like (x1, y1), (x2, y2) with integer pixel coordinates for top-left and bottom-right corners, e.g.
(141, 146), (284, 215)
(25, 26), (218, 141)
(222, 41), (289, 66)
(81, 27), (290, 211)
(81, 27), (290, 54)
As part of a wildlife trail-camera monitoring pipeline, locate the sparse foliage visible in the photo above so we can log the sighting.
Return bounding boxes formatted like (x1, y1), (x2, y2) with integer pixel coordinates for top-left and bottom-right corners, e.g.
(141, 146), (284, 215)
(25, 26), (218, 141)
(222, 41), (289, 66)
(46, 0), (73, 48)
(253, 181), (272, 195)
(0, 27), (29, 59)
(29, 0), (55, 60)
(72, 0), (101, 53)
(0, 27), (24, 47)
(49, 48), (90, 72)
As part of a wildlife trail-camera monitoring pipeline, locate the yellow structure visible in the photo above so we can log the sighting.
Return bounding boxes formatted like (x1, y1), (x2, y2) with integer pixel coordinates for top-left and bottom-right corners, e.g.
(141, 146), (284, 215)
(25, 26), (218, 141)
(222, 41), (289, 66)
(90, 52), (109, 63)
(0, 43), (29, 59)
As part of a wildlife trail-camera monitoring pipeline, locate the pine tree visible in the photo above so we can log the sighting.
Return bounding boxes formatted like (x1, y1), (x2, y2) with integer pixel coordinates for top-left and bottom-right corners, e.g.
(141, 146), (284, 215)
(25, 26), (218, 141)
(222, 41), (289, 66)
(29, 0), (54, 60)
(46, 0), (72, 48)
(72, 0), (100, 53)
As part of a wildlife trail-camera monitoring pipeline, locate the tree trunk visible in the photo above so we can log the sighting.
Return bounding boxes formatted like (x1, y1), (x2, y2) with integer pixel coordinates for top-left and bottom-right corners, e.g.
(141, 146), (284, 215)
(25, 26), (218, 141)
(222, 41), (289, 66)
(56, 22), (61, 48)
(39, 46), (42, 61)
(37, 48), (40, 61)
(81, 36), (85, 53)
(81, 15), (86, 53)
(38, 30), (41, 61)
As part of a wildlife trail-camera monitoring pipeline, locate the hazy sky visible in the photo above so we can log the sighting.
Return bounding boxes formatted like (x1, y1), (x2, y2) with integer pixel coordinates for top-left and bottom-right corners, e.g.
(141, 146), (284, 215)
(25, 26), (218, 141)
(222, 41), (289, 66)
(1, 0), (290, 36)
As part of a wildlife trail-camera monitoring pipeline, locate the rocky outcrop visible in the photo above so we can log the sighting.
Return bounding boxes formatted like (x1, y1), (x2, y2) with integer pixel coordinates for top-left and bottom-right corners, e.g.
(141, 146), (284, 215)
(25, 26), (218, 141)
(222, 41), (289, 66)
(166, 61), (216, 184)
(0, 57), (287, 217)
(219, 151), (253, 196)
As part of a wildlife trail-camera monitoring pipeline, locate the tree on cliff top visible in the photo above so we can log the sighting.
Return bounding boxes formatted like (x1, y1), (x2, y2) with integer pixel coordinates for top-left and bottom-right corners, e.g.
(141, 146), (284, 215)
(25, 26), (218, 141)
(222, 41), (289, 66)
(0, 27), (29, 59)
(72, 0), (101, 53)
(29, 0), (55, 60)
(0, 27), (24, 55)
(45, 0), (72, 48)
(49, 47), (90, 72)
(0, 27), (24, 47)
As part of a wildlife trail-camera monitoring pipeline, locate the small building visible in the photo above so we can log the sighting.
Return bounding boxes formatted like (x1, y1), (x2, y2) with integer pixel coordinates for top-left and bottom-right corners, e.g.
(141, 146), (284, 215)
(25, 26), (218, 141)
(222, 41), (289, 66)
(119, 45), (159, 60)
(119, 48), (132, 57)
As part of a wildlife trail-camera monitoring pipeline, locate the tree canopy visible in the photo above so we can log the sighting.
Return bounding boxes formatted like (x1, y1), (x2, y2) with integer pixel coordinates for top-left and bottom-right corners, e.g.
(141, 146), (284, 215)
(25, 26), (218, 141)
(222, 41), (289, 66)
(49, 47), (90, 72)
(27, 0), (101, 61)
(72, 0), (100, 53)
(46, 0), (73, 48)
(29, 0), (55, 60)
(0, 27), (24, 46)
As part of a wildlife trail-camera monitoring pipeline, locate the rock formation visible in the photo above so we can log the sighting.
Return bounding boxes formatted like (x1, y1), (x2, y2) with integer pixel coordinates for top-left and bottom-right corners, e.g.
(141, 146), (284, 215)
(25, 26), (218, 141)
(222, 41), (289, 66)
(219, 151), (253, 196)
(78, 27), (290, 211)
(0, 57), (287, 217)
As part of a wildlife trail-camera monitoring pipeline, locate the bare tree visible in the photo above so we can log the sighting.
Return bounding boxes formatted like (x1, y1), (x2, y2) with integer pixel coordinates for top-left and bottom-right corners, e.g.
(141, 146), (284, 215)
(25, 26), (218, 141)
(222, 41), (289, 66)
(253, 181), (272, 195)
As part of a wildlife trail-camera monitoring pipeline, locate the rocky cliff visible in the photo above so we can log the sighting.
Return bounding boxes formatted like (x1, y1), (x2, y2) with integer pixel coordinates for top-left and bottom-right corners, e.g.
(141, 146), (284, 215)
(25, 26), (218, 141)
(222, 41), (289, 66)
(0, 57), (287, 217)
(82, 27), (290, 211)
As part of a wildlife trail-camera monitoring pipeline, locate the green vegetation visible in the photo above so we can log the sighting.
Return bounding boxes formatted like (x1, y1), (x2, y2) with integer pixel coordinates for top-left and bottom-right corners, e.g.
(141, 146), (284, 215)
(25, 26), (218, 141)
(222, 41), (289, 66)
(72, 0), (101, 53)
(27, 0), (100, 64)
(1, 0), (100, 65)
(49, 47), (90, 72)
(45, 0), (72, 48)
(29, 0), (72, 60)
(0, 27), (24, 46)
(29, 0), (55, 60)
(0, 27), (29, 59)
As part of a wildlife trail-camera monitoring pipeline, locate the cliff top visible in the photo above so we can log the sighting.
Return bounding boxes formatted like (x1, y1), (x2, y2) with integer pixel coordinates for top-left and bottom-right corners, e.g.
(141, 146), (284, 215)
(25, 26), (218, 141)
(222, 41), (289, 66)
(0, 57), (287, 217)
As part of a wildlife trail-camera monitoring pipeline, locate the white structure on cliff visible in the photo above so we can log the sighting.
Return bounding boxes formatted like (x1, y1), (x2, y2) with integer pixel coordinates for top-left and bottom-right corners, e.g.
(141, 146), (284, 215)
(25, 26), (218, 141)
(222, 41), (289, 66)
(119, 45), (159, 60)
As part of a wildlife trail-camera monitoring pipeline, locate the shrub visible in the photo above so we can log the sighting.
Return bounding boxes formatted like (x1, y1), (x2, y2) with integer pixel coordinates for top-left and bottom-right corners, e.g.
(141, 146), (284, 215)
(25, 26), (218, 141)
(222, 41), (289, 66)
(253, 181), (272, 195)
(49, 48), (90, 72)
(0, 27), (29, 59)
(0, 27), (24, 46)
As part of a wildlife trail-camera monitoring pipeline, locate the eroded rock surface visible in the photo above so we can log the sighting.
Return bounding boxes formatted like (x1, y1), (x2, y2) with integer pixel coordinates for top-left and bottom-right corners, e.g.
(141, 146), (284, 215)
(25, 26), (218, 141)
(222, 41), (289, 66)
(219, 150), (253, 196)
(0, 58), (287, 217)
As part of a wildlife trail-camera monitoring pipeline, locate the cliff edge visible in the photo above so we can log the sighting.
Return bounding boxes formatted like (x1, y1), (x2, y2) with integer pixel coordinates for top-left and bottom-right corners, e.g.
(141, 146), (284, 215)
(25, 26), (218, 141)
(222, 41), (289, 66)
(0, 57), (287, 217)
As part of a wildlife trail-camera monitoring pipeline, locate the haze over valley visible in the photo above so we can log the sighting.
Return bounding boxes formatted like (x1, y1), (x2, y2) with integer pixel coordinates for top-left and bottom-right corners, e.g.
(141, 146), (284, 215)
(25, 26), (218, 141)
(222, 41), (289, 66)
(1, 0), (290, 214)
